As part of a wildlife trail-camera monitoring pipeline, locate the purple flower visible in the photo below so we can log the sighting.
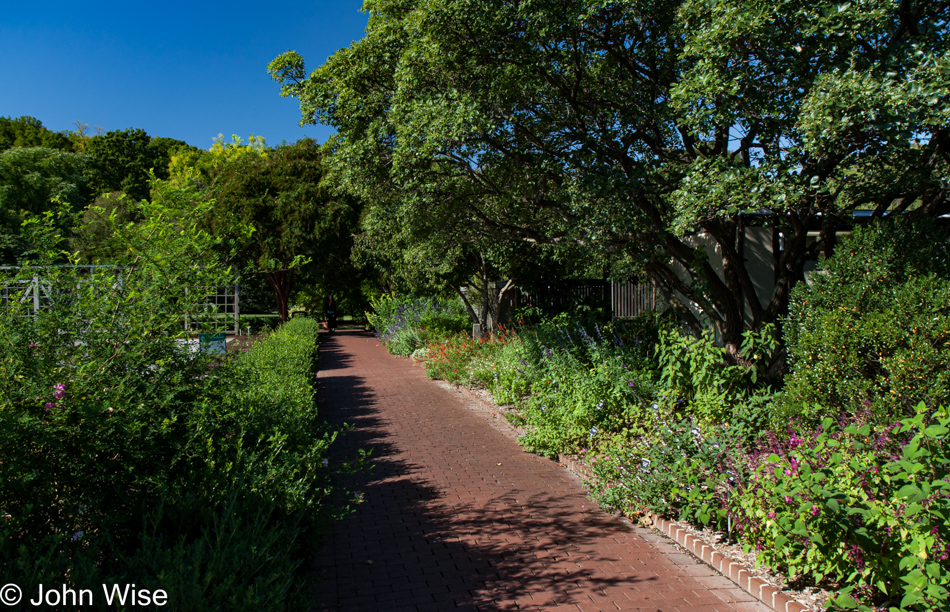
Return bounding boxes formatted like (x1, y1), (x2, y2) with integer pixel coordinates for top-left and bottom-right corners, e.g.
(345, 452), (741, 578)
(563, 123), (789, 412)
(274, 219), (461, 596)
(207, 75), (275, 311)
(322, 460), (329, 468)
(72, 531), (84, 541)
(53, 383), (66, 400)
(29, 342), (38, 348)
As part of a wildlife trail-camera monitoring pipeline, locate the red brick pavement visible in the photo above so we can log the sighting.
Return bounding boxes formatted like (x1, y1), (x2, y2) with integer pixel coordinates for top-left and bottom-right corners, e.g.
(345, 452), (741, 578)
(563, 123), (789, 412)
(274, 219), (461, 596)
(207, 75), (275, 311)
(312, 330), (769, 612)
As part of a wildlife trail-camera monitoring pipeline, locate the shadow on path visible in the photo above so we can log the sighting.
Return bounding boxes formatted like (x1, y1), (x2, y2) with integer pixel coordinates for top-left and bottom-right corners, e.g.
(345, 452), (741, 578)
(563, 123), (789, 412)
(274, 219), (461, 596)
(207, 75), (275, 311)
(310, 330), (746, 612)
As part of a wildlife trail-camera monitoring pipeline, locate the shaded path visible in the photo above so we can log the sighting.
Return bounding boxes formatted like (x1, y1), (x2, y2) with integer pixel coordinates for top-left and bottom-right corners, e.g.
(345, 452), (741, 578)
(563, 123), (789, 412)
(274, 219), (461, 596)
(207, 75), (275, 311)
(312, 330), (767, 612)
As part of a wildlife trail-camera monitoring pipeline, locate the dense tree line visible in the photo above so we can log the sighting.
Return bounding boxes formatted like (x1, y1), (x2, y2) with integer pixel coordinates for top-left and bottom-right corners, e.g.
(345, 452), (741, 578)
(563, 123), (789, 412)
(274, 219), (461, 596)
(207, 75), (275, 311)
(0, 117), (194, 259)
(0, 116), (364, 320)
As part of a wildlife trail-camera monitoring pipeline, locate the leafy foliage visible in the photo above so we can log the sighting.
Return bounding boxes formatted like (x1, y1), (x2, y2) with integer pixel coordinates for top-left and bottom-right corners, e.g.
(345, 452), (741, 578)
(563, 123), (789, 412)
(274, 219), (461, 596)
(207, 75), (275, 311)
(589, 416), (740, 530)
(0, 116), (72, 152)
(657, 325), (778, 426)
(782, 220), (950, 424)
(0, 147), (87, 259)
(366, 293), (469, 356)
(0, 193), (350, 609)
(206, 138), (359, 322)
(83, 128), (190, 202)
(733, 407), (950, 612)
(272, 0), (950, 350)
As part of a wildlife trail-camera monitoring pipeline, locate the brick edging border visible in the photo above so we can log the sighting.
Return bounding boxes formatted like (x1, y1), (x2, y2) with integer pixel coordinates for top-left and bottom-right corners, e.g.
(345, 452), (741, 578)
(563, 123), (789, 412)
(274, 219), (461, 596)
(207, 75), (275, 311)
(648, 512), (808, 612)
(449, 382), (811, 612)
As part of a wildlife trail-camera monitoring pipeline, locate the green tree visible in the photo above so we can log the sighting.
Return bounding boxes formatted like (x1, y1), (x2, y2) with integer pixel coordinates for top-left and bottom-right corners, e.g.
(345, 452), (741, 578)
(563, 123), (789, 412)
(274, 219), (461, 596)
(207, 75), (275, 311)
(84, 128), (192, 202)
(352, 182), (524, 330)
(0, 116), (73, 152)
(0, 147), (87, 260)
(272, 0), (950, 359)
(208, 138), (359, 322)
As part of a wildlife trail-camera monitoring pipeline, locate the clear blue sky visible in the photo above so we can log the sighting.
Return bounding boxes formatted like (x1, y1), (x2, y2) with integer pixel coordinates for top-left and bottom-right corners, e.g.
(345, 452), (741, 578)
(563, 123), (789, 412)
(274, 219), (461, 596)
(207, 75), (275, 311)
(0, 1), (368, 149)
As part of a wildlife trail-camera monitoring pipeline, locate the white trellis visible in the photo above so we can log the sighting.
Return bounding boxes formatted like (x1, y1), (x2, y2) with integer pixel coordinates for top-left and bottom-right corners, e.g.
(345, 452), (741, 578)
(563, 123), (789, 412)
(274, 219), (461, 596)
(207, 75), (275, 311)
(183, 283), (241, 334)
(0, 266), (240, 334)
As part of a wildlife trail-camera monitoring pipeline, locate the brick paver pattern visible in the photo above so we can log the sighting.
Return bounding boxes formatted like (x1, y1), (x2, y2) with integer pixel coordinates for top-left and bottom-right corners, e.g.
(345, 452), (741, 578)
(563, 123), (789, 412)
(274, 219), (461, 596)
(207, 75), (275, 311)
(313, 330), (769, 612)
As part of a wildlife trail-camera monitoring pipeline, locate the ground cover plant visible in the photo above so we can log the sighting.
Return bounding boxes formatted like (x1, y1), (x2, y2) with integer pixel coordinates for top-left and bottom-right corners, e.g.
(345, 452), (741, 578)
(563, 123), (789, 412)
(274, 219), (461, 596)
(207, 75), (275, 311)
(0, 200), (353, 610)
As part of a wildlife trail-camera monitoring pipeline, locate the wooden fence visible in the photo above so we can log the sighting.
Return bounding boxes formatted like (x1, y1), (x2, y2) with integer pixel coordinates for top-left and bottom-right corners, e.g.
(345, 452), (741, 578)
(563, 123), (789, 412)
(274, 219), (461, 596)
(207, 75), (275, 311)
(490, 279), (664, 322)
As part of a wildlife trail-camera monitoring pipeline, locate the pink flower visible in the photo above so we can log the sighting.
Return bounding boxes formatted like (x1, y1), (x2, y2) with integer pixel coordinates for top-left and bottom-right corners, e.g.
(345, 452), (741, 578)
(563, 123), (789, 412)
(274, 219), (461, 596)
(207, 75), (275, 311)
(52, 384), (66, 400)
(811, 506), (820, 516)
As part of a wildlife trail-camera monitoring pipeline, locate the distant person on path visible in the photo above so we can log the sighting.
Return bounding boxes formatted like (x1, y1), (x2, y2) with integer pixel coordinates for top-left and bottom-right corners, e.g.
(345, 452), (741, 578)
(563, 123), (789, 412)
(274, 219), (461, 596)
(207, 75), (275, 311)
(326, 296), (337, 332)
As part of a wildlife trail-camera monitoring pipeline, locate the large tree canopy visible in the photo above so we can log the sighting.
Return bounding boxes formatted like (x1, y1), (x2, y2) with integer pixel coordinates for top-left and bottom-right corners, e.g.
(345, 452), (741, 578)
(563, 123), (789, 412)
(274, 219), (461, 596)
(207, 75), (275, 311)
(206, 138), (359, 322)
(271, 0), (950, 355)
(84, 128), (192, 202)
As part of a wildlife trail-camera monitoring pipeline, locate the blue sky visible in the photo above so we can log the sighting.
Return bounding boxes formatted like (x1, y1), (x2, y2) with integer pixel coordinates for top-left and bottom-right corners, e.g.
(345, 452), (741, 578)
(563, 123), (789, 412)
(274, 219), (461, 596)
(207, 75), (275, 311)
(0, 1), (368, 149)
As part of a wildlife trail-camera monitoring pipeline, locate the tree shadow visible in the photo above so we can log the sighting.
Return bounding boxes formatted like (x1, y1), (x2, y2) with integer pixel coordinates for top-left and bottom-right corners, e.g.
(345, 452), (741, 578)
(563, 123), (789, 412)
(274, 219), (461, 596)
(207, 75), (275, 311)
(311, 331), (672, 611)
(316, 330), (374, 371)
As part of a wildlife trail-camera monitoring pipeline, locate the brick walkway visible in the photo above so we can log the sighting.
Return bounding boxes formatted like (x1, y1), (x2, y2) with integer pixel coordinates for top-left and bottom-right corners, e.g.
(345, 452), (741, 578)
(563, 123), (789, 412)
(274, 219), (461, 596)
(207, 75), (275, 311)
(312, 330), (769, 612)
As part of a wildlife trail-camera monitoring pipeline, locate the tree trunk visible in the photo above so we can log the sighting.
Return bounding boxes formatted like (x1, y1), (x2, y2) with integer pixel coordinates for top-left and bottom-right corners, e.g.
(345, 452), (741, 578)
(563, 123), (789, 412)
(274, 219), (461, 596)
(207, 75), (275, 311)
(264, 268), (295, 323)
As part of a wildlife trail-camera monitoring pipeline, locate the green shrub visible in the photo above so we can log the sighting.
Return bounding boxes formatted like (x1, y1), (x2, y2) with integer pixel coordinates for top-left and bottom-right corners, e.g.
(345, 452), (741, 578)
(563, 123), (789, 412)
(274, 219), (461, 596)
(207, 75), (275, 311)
(386, 326), (429, 356)
(517, 352), (651, 457)
(500, 317), (658, 457)
(485, 335), (536, 404)
(782, 219), (950, 424)
(588, 416), (740, 529)
(365, 293), (468, 355)
(656, 324), (777, 428)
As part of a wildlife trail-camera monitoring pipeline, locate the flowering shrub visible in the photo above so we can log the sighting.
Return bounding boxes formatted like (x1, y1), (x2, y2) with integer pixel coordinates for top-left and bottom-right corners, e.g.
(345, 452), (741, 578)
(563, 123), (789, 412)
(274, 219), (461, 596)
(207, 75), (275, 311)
(588, 415), (742, 529)
(419, 315), (662, 456)
(421, 326), (517, 387)
(366, 293), (468, 356)
(732, 404), (950, 611)
(484, 333), (537, 404)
